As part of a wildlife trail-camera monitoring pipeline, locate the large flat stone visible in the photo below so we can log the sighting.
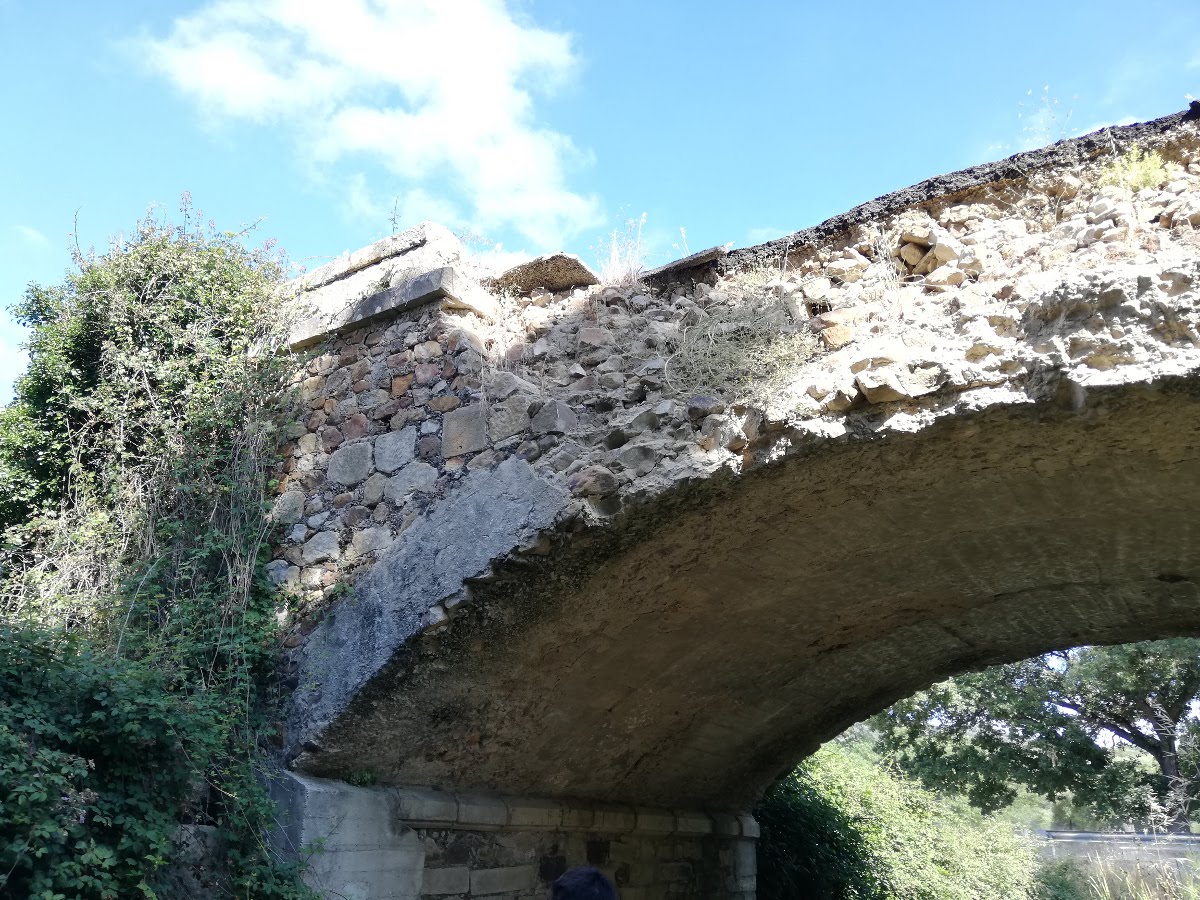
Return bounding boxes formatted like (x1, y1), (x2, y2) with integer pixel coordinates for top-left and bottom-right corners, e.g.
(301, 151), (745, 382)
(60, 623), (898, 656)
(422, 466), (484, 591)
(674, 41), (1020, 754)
(289, 266), (497, 349)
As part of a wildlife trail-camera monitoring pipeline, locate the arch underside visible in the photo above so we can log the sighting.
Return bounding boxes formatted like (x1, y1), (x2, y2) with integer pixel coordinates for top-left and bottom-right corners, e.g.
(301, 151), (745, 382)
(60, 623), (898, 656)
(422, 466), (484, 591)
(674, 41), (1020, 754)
(294, 376), (1200, 809)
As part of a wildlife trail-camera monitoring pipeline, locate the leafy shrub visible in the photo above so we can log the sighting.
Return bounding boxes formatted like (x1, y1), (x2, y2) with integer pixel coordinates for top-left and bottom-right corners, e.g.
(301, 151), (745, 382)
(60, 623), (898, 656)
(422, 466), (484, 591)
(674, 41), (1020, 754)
(756, 742), (1045, 900)
(0, 202), (314, 898)
(1099, 145), (1170, 192)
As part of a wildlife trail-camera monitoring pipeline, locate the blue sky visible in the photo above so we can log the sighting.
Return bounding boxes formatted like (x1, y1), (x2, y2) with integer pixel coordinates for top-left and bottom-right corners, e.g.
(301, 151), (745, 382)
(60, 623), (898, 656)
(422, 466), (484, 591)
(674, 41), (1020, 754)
(2, 0), (1198, 402)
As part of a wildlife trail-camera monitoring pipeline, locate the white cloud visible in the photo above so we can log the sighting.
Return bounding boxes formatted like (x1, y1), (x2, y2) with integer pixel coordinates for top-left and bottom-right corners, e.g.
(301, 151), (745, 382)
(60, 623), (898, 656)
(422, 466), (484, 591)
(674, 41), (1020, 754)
(13, 225), (48, 247)
(139, 0), (601, 250)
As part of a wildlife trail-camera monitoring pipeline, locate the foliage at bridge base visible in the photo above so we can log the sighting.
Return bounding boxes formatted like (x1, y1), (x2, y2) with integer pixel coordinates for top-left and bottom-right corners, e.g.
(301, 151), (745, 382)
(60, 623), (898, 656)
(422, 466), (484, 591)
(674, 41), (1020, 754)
(755, 742), (1048, 900)
(0, 205), (313, 898)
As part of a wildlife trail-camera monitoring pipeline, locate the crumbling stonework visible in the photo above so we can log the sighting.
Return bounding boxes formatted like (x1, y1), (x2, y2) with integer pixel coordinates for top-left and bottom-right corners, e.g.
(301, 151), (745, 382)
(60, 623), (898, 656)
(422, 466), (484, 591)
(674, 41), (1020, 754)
(269, 108), (1200, 896)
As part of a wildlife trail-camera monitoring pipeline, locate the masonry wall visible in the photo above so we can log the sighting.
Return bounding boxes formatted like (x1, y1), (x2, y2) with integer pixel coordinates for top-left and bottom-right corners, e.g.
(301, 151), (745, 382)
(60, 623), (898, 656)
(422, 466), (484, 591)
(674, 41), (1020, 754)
(272, 773), (757, 900)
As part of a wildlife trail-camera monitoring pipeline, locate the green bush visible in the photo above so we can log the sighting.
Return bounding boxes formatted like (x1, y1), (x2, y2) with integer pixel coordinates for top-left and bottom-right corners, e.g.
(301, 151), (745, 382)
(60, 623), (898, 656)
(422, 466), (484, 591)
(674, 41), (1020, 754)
(0, 203), (314, 898)
(1099, 145), (1170, 192)
(756, 742), (1046, 900)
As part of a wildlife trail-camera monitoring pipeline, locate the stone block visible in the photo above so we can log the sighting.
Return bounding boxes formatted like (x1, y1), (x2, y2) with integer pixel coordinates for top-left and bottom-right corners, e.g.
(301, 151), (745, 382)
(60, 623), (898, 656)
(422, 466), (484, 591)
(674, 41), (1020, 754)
(394, 787), (457, 824)
(488, 395), (532, 442)
(375, 427), (416, 474)
(349, 527), (391, 557)
(709, 812), (740, 837)
(385, 461), (438, 502)
(301, 531), (340, 565)
(455, 792), (509, 829)
(272, 491), (306, 525)
(422, 865), (470, 895)
(442, 405), (488, 457)
(504, 796), (562, 830)
(593, 804), (637, 833)
(738, 814), (760, 839)
(633, 807), (676, 834)
(672, 810), (713, 835)
(560, 803), (595, 830)
(328, 442), (374, 486)
(531, 400), (578, 435)
(470, 864), (535, 895)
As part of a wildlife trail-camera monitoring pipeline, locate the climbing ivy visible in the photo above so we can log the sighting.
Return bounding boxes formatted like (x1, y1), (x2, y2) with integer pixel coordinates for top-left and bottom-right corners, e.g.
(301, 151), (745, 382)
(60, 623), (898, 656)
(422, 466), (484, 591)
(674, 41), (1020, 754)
(0, 200), (315, 898)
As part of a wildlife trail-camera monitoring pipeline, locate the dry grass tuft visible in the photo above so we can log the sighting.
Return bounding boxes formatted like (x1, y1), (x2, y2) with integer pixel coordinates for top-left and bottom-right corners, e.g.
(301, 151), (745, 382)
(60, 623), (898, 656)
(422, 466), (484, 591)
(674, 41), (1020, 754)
(666, 284), (817, 401)
(597, 213), (647, 288)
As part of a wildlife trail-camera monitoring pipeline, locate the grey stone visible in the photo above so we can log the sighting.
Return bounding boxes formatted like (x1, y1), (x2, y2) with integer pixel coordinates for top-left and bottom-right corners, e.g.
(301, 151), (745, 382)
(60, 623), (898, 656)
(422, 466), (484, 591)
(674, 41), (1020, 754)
(643, 245), (728, 282)
(486, 370), (539, 400)
(442, 405), (488, 457)
(531, 400), (578, 435)
(266, 559), (292, 585)
(273, 491), (306, 525)
(349, 527), (391, 557)
(375, 427), (416, 474)
(289, 265), (496, 350)
(470, 865), (535, 895)
(362, 472), (389, 506)
(267, 771), (424, 899)
(488, 395), (532, 442)
(492, 252), (599, 294)
(385, 462), (439, 502)
(422, 866), (469, 895)
(328, 443), (374, 486)
(616, 443), (658, 477)
(287, 458), (570, 762)
(301, 531), (341, 565)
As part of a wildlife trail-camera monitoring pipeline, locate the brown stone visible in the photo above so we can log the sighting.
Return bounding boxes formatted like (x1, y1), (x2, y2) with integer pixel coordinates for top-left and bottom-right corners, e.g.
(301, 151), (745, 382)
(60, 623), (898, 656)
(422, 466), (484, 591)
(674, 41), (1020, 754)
(821, 324), (855, 349)
(391, 374), (414, 396)
(342, 414), (370, 440)
(427, 395), (462, 413)
(318, 426), (344, 452)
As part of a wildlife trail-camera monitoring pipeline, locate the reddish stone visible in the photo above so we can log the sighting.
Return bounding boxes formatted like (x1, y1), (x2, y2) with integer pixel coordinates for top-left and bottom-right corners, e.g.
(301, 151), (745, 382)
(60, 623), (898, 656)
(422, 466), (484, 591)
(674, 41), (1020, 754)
(350, 360), (372, 382)
(352, 379), (372, 393)
(414, 363), (440, 386)
(391, 374), (414, 396)
(318, 426), (344, 452)
(332, 492), (354, 508)
(369, 399), (401, 420)
(341, 414), (370, 440)
(306, 411), (327, 431)
(441, 361), (458, 380)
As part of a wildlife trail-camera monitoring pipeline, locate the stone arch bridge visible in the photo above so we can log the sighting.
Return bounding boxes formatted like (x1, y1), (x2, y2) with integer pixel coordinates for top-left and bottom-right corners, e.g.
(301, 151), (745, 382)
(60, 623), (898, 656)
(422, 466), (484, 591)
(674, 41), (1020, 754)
(269, 106), (1200, 899)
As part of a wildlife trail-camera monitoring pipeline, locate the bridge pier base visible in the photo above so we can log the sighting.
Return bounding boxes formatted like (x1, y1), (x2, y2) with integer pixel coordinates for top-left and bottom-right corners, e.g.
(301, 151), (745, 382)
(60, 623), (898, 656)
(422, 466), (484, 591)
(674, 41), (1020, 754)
(270, 772), (757, 899)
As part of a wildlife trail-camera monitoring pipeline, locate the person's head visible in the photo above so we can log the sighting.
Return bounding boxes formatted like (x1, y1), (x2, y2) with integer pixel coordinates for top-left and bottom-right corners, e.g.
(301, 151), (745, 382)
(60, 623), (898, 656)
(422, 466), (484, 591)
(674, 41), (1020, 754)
(551, 865), (618, 900)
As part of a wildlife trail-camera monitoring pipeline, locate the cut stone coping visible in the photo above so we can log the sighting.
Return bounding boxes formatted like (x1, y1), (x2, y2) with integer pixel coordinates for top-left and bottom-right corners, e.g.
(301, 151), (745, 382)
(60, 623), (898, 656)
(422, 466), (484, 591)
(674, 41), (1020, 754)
(288, 265), (497, 350)
(286, 221), (459, 296)
(492, 252), (599, 295)
(279, 772), (758, 837)
(643, 245), (730, 282)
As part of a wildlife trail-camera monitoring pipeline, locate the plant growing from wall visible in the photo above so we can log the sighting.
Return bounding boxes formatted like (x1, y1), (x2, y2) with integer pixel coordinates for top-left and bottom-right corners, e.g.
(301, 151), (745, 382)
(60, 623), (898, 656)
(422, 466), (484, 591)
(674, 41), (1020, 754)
(0, 199), (315, 898)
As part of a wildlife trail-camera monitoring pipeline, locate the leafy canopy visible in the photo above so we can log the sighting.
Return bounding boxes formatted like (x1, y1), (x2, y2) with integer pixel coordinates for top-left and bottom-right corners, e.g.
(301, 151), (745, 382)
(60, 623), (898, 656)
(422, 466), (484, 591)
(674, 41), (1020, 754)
(874, 640), (1200, 832)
